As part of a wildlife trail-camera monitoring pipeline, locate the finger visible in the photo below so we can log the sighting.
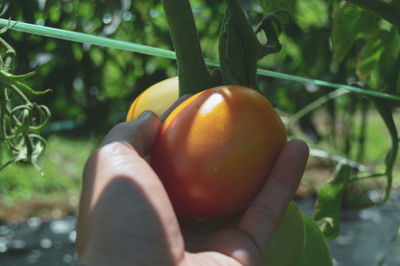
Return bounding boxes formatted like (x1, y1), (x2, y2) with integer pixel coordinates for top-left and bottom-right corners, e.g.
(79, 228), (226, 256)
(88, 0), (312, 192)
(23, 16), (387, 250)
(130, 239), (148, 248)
(238, 139), (309, 255)
(101, 110), (161, 156)
(160, 94), (192, 122)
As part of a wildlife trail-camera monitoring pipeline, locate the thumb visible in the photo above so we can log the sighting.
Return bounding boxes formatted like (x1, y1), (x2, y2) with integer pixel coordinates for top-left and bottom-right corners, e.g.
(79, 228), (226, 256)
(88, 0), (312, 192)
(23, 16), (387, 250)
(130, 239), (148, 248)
(237, 139), (309, 257)
(101, 110), (161, 156)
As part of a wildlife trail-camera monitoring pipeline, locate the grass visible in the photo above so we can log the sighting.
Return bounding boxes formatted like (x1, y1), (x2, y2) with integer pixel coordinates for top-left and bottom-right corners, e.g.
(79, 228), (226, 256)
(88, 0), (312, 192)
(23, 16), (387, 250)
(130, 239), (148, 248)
(0, 135), (99, 205)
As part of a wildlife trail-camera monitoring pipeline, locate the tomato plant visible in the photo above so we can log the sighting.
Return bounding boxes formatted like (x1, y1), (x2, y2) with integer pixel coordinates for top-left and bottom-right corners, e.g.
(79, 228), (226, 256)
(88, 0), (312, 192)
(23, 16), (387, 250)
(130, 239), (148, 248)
(126, 76), (179, 121)
(150, 85), (287, 219)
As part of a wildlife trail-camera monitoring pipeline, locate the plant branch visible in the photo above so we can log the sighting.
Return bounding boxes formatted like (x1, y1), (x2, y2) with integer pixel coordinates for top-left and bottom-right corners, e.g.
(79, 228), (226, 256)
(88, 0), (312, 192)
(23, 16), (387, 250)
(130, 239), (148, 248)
(161, 0), (211, 95)
(289, 88), (349, 126)
(350, 172), (386, 182)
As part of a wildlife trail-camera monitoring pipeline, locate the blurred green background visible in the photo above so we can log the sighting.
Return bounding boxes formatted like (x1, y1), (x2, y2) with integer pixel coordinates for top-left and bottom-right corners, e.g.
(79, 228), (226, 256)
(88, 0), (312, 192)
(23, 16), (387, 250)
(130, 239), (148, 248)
(0, 0), (399, 220)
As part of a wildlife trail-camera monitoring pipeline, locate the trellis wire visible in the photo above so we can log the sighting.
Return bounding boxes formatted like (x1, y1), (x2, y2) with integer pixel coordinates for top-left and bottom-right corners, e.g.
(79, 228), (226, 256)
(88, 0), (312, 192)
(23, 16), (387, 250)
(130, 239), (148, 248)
(1, 18), (400, 102)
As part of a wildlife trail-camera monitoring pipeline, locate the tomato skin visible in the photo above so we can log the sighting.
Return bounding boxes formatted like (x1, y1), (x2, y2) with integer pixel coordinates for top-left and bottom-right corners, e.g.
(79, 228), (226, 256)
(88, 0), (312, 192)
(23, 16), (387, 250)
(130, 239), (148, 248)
(150, 85), (287, 220)
(126, 76), (179, 121)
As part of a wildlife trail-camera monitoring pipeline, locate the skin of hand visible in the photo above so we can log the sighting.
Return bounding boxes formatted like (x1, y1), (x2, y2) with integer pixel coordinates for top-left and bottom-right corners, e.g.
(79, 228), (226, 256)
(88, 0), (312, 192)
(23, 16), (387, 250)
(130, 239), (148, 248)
(76, 98), (309, 266)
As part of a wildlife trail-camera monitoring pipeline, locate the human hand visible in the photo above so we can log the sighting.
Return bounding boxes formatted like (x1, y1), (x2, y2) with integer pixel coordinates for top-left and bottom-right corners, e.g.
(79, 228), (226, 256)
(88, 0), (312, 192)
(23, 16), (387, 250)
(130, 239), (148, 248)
(76, 100), (309, 266)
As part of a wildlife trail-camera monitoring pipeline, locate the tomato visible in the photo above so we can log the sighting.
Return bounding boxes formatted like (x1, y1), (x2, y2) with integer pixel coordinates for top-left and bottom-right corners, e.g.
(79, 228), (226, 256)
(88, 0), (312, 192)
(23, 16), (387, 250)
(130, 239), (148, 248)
(126, 76), (179, 121)
(150, 85), (287, 219)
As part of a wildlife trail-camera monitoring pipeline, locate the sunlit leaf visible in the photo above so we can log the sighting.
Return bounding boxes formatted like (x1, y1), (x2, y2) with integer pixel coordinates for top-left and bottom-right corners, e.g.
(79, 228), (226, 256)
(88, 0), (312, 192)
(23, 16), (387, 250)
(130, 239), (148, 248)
(356, 30), (384, 80)
(314, 162), (350, 240)
(332, 2), (362, 62)
(332, 2), (379, 63)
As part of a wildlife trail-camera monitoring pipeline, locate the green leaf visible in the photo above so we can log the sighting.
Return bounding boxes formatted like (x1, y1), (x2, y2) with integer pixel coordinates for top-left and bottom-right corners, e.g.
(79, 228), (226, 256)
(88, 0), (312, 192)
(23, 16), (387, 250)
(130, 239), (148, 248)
(332, 2), (379, 63)
(378, 29), (400, 93)
(218, 1), (260, 90)
(379, 29), (400, 82)
(256, 0), (297, 15)
(263, 201), (305, 266)
(314, 162), (350, 240)
(332, 2), (362, 62)
(299, 213), (333, 266)
(225, 21), (248, 85)
(356, 30), (384, 80)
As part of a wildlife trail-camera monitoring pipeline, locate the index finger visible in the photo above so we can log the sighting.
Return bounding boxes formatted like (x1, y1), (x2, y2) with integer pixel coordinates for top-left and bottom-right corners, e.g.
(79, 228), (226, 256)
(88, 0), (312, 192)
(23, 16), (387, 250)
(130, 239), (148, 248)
(101, 111), (161, 156)
(237, 139), (309, 255)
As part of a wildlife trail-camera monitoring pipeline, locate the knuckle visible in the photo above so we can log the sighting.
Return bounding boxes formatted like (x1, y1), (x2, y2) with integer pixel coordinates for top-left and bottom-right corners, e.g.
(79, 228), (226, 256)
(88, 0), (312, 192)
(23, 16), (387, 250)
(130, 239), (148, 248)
(248, 197), (282, 227)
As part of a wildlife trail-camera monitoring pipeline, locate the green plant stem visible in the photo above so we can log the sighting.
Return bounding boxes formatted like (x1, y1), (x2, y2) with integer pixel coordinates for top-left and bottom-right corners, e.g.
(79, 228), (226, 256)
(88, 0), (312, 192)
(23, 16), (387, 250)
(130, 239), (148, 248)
(350, 172), (386, 182)
(161, 0), (211, 95)
(356, 99), (368, 163)
(0, 37), (15, 72)
(289, 88), (349, 126)
(347, 0), (400, 34)
(225, 0), (260, 52)
(309, 148), (365, 171)
(218, 0), (261, 89)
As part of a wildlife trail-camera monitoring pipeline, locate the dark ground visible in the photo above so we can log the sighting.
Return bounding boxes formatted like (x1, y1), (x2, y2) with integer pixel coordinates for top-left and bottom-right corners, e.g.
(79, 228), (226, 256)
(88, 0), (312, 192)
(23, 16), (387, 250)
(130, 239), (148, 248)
(0, 189), (399, 266)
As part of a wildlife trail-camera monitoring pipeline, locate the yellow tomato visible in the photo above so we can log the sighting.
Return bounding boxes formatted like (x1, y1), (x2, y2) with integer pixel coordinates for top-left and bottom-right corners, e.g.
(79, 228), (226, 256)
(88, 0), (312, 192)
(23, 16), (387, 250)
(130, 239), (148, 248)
(126, 76), (179, 121)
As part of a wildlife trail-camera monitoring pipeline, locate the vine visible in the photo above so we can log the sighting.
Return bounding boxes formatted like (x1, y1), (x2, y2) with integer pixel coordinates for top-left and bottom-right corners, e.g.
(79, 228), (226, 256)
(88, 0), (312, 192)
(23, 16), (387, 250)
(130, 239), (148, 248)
(0, 19), (51, 174)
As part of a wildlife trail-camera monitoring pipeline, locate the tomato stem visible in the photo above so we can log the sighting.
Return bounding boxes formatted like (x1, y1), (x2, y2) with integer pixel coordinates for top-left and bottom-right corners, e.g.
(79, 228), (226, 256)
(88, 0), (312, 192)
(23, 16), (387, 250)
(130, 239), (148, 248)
(219, 0), (260, 89)
(161, 0), (212, 95)
(219, 0), (286, 92)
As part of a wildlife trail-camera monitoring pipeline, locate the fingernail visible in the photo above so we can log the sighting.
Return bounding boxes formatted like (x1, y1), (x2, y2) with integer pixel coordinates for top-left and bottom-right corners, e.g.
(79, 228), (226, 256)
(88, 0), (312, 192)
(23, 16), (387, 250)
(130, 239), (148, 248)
(138, 110), (152, 120)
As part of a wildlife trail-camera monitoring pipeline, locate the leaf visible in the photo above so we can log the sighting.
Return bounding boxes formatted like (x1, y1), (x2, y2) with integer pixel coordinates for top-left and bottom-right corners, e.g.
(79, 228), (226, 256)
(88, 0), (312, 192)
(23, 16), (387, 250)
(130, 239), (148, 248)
(314, 162), (350, 240)
(263, 201), (305, 266)
(379, 29), (400, 81)
(225, 21), (248, 85)
(332, 2), (379, 63)
(378, 29), (400, 93)
(256, 0), (297, 15)
(356, 30), (384, 80)
(299, 213), (333, 266)
(332, 2), (362, 62)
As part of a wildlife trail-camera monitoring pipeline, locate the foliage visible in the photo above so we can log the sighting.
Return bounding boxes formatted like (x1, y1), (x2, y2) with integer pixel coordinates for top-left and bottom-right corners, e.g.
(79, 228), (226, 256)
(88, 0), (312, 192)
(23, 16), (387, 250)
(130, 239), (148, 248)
(0, 19), (51, 173)
(314, 162), (350, 239)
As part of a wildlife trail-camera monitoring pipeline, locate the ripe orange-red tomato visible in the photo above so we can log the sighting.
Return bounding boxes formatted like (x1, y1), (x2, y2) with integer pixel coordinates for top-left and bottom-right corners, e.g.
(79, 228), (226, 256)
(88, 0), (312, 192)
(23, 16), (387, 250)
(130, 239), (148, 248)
(150, 85), (287, 219)
(126, 76), (179, 121)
